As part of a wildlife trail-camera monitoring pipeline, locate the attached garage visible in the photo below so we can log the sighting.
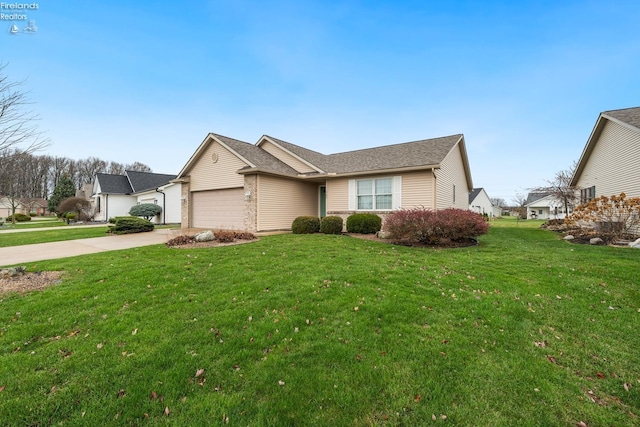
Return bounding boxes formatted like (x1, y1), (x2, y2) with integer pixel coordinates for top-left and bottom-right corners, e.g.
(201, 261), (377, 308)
(191, 188), (245, 229)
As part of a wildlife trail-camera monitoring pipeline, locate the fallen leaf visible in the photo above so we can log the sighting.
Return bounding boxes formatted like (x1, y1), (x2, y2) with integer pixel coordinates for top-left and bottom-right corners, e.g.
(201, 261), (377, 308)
(547, 355), (557, 364)
(150, 391), (158, 401)
(596, 372), (605, 379)
(164, 406), (170, 416)
(195, 368), (205, 377)
(577, 422), (588, 427)
(96, 343), (103, 349)
(432, 414), (437, 421)
(68, 329), (81, 337)
(278, 380), (285, 386)
(534, 341), (547, 348)
(414, 394), (421, 402)
(132, 328), (138, 335)
(116, 389), (126, 398)
(624, 383), (632, 392)
(441, 414), (448, 420)
(0, 386), (5, 392)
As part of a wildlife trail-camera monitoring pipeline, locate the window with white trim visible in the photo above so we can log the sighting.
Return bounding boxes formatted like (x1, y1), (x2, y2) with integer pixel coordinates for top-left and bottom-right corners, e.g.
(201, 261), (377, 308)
(349, 176), (401, 211)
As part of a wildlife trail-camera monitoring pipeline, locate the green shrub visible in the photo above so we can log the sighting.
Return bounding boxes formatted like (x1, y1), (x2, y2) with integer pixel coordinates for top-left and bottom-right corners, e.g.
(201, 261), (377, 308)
(291, 216), (320, 234)
(346, 213), (381, 234)
(107, 216), (154, 234)
(320, 216), (344, 234)
(129, 203), (163, 220)
(7, 213), (32, 222)
(65, 212), (78, 222)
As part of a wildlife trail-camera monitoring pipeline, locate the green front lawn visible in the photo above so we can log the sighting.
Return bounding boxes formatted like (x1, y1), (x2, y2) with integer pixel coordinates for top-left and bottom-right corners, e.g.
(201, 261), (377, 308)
(0, 221), (638, 426)
(0, 227), (110, 248)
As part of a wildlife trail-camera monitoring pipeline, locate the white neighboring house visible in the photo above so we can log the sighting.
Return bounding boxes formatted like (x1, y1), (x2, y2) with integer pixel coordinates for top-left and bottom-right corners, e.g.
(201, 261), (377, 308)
(469, 188), (501, 218)
(92, 170), (181, 224)
(525, 192), (573, 220)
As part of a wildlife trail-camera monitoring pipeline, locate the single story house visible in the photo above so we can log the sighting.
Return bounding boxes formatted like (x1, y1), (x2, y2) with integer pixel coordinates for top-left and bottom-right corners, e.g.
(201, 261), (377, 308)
(469, 188), (500, 218)
(0, 197), (48, 218)
(175, 133), (474, 232)
(524, 192), (573, 220)
(92, 170), (181, 224)
(570, 107), (640, 202)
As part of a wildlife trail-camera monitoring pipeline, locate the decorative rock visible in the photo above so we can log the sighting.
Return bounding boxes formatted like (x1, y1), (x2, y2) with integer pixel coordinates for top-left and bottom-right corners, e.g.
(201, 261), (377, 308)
(0, 266), (27, 277)
(589, 237), (604, 245)
(195, 230), (215, 242)
(377, 230), (391, 239)
(629, 238), (640, 249)
(563, 235), (575, 241)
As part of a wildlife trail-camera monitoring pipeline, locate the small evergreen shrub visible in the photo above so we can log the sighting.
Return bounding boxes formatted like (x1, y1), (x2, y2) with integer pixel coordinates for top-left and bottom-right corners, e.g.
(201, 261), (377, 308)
(320, 216), (344, 234)
(129, 203), (163, 220)
(7, 213), (31, 222)
(291, 216), (320, 234)
(108, 216), (154, 234)
(346, 213), (381, 234)
(384, 208), (489, 245)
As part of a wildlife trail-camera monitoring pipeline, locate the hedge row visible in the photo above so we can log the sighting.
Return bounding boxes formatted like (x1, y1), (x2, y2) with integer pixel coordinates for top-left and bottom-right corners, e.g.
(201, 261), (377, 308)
(291, 213), (382, 235)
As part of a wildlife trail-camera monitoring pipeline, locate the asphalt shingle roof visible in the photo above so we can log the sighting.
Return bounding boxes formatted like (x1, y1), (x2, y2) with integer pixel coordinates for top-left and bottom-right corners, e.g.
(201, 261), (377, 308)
(96, 171), (176, 194)
(603, 107), (640, 130)
(126, 170), (176, 193)
(213, 134), (300, 176)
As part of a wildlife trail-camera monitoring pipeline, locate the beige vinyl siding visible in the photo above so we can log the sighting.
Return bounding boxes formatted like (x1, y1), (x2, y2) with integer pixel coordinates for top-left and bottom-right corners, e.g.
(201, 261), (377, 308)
(257, 175), (318, 231)
(189, 141), (247, 191)
(576, 120), (640, 199)
(327, 171), (435, 212)
(401, 170), (435, 209)
(260, 140), (317, 173)
(435, 143), (470, 210)
(326, 178), (349, 212)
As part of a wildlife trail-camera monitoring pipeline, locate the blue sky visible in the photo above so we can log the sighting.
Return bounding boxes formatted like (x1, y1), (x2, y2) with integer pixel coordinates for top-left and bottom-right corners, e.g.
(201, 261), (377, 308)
(3, 0), (639, 202)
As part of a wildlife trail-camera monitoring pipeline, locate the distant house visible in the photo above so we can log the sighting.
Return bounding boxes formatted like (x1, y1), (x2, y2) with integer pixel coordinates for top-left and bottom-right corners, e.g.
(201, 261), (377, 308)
(469, 188), (500, 218)
(176, 133), (474, 232)
(524, 192), (573, 220)
(0, 197), (48, 218)
(570, 107), (640, 201)
(92, 170), (181, 224)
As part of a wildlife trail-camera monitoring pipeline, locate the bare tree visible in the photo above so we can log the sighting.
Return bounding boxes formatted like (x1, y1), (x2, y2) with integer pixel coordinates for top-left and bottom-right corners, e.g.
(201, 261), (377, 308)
(125, 161), (152, 172)
(107, 161), (125, 175)
(490, 197), (506, 209)
(77, 156), (107, 186)
(512, 193), (528, 219)
(0, 63), (50, 155)
(533, 162), (579, 216)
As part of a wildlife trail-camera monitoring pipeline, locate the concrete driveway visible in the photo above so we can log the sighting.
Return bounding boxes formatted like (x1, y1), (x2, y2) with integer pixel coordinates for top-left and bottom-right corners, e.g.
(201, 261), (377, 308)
(0, 228), (174, 267)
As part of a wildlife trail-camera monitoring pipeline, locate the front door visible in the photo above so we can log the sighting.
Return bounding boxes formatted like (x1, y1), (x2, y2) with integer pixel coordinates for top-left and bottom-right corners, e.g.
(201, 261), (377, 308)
(319, 186), (326, 218)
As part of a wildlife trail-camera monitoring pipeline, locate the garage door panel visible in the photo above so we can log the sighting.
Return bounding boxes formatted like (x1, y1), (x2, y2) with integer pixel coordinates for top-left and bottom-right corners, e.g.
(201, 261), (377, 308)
(192, 189), (244, 229)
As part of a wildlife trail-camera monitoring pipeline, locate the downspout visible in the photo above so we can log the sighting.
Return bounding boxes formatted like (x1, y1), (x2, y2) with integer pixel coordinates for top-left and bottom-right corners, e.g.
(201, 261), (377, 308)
(155, 188), (166, 225)
(105, 194), (108, 222)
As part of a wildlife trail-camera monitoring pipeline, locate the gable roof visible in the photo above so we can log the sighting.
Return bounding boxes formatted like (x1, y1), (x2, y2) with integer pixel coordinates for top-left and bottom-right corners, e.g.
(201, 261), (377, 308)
(95, 171), (176, 195)
(525, 192), (552, 205)
(469, 188), (483, 204)
(179, 133), (471, 188)
(571, 107), (640, 186)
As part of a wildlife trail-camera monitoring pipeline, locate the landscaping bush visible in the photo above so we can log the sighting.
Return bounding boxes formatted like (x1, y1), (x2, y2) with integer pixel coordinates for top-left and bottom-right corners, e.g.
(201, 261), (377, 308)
(320, 216), (344, 234)
(384, 208), (489, 245)
(346, 213), (381, 234)
(129, 203), (163, 220)
(107, 216), (154, 234)
(215, 230), (236, 243)
(291, 216), (320, 234)
(7, 213), (31, 222)
(566, 193), (640, 240)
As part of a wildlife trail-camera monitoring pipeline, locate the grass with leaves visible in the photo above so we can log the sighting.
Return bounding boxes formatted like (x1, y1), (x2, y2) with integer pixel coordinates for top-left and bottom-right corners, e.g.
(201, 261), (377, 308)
(0, 218), (638, 426)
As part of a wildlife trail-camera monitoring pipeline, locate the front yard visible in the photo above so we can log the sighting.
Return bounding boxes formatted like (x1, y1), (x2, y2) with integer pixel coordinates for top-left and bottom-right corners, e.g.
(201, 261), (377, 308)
(0, 220), (638, 426)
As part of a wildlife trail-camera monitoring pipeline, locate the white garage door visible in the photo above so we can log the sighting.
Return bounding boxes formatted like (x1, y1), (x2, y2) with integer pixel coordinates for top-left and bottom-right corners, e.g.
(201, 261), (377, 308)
(192, 188), (245, 230)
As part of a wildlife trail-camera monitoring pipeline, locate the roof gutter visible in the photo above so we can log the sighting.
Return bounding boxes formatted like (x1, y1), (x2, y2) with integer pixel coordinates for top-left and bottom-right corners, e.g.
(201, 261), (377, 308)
(236, 165), (440, 179)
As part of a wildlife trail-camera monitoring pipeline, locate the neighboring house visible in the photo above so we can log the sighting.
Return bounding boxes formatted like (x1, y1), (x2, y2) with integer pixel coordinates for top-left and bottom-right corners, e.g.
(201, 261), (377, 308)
(469, 188), (501, 218)
(571, 107), (640, 202)
(92, 170), (181, 224)
(175, 133), (474, 232)
(524, 192), (573, 220)
(0, 197), (48, 217)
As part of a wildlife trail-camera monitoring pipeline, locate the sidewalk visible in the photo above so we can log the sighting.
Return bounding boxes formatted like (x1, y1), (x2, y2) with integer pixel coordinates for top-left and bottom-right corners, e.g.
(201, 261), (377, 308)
(0, 229), (174, 267)
(0, 223), (108, 234)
